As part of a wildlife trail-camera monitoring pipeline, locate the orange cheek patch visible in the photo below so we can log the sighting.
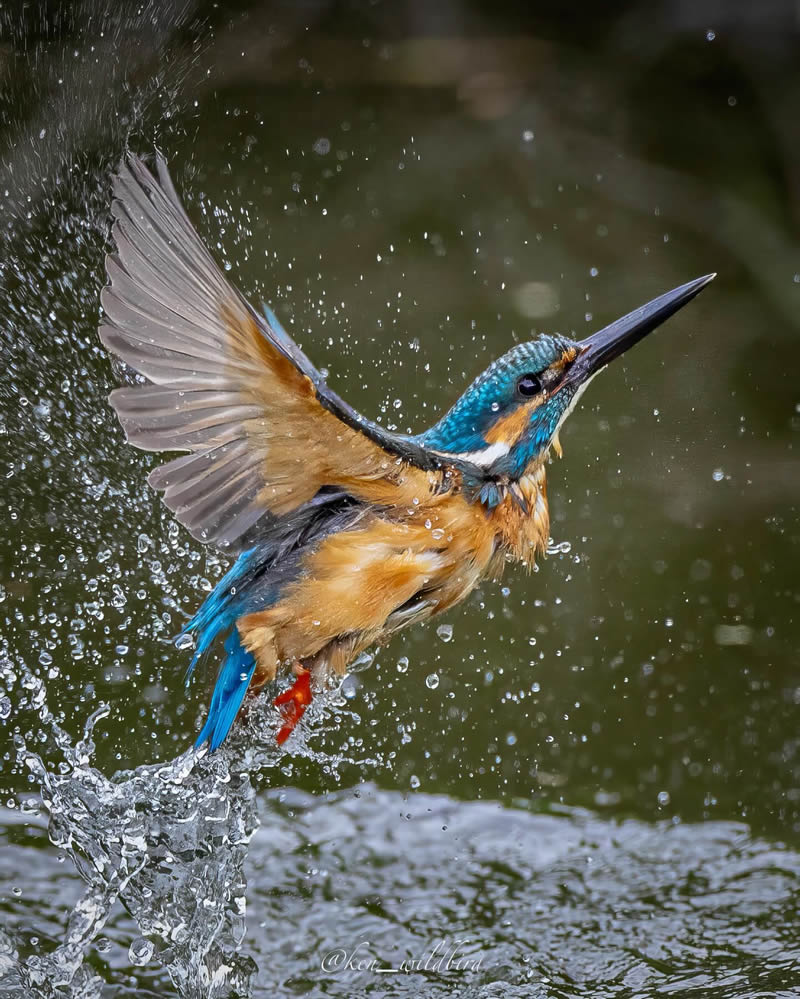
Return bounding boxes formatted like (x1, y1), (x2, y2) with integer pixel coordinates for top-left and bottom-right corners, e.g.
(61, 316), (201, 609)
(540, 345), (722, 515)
(484, 399), (540, 445)
(555, 346), (577, 369)
(485, 348), (579, 448)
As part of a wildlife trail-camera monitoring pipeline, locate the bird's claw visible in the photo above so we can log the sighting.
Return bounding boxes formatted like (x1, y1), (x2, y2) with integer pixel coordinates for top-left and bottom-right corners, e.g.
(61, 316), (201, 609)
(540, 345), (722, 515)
(273, 664), (312, 744)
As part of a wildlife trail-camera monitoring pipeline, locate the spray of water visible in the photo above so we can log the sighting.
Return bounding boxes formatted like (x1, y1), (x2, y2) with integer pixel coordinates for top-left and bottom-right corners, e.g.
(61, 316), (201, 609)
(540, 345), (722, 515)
(1, 635), (380, 997)
(0, 7), (284, 996)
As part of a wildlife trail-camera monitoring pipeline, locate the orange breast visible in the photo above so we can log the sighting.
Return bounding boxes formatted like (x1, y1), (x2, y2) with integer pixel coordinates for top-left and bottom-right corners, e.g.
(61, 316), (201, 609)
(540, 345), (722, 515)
(486, 464), (549, 567)
(237, 461), (550, 684)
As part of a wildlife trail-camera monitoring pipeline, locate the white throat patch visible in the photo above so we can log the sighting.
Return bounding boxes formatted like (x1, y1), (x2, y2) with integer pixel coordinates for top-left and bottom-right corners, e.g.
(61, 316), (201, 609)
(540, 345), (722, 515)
(429, 440), (510, 468)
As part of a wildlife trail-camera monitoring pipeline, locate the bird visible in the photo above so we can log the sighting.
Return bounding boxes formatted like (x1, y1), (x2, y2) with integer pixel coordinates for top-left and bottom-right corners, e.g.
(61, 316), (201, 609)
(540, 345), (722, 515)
(97, 152), (713, 752)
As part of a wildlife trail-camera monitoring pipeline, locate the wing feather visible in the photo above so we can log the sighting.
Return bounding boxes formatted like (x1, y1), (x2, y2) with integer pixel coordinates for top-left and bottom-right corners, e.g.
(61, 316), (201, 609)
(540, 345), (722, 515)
(99, 153), (459, 548)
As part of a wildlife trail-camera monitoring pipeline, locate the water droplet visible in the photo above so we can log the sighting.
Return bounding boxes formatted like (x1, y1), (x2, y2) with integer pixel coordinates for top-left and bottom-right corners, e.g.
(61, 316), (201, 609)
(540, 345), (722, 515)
(705, 28), (716, 41)
(175, 633), (194, 651)
(425, 673), (440, 689)
(409, 774), (421, 789)
(396, 656), (409, 673)
(436, 624), (453, 643)
(312, 136), (331, 155)
(522, 129), (534, 142)
(128, 937), (154, 966)
(350, 651), (374, 673)
(657, 790), (671, 807)
(712, 468), (725, 482)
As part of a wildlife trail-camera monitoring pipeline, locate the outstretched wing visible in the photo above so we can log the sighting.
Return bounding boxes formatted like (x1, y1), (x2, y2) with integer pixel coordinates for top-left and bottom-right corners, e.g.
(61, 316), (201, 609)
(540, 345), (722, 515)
(99, 153), (456, 548)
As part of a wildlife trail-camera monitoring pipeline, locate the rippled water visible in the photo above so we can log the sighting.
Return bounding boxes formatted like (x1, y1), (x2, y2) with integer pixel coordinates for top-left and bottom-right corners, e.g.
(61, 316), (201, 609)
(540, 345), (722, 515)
(246, 790), (800, 998)
(2, 654), (799, 996)
(3, 760), (800, 997)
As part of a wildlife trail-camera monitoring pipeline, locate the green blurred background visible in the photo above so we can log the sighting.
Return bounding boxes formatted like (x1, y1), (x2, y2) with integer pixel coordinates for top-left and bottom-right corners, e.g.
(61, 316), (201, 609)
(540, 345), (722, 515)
(1, 1), (799, 995)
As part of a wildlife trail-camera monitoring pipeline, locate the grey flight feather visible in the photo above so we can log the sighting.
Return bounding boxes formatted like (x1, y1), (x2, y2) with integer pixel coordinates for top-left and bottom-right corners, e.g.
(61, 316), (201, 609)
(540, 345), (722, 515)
(99, 153), (480, 550)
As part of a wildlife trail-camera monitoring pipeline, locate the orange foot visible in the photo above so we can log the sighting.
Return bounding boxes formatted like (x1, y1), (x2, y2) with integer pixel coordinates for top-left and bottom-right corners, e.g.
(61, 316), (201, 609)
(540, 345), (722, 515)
(273, 663), (312, 745)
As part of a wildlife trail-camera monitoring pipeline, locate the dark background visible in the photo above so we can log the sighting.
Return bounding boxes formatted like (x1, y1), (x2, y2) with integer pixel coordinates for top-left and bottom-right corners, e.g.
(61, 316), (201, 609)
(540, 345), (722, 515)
(0, 1), (799, 995)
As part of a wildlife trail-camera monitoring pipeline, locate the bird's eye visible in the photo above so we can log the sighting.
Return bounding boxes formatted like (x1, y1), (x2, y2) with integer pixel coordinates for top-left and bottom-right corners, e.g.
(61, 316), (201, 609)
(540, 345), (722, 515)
(516, 373), (542, 397)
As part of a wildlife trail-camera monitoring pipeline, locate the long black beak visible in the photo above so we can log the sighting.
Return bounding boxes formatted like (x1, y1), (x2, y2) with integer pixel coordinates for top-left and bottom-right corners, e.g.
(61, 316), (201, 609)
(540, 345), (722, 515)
(565, 273), (715, 388)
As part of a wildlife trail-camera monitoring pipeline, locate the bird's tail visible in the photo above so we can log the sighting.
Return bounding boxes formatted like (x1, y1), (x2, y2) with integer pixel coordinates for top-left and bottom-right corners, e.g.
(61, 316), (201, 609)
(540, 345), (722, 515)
(194, 629), (256, 751)
(179, 547), (259, 751)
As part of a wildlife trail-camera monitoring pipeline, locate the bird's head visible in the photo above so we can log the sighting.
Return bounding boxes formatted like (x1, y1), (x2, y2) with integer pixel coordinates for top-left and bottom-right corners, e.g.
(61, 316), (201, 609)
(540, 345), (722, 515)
(418, 275), (714, 492)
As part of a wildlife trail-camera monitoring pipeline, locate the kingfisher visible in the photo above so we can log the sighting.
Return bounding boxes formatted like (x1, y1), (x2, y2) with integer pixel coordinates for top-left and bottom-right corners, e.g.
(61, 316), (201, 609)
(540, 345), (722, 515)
(98, 153), (713, 752)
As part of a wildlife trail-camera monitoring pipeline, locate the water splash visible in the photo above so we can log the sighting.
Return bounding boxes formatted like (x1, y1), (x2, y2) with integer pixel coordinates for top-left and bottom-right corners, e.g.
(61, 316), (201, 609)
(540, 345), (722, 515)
(0, 649), (376, 998)
(4, 665), (251, 996)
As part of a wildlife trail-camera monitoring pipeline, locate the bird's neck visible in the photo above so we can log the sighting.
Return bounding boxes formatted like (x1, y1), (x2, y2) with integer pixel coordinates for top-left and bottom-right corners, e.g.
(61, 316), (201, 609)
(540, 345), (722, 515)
(410, 421), (551, 564)
(483, 462), (550, 568)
